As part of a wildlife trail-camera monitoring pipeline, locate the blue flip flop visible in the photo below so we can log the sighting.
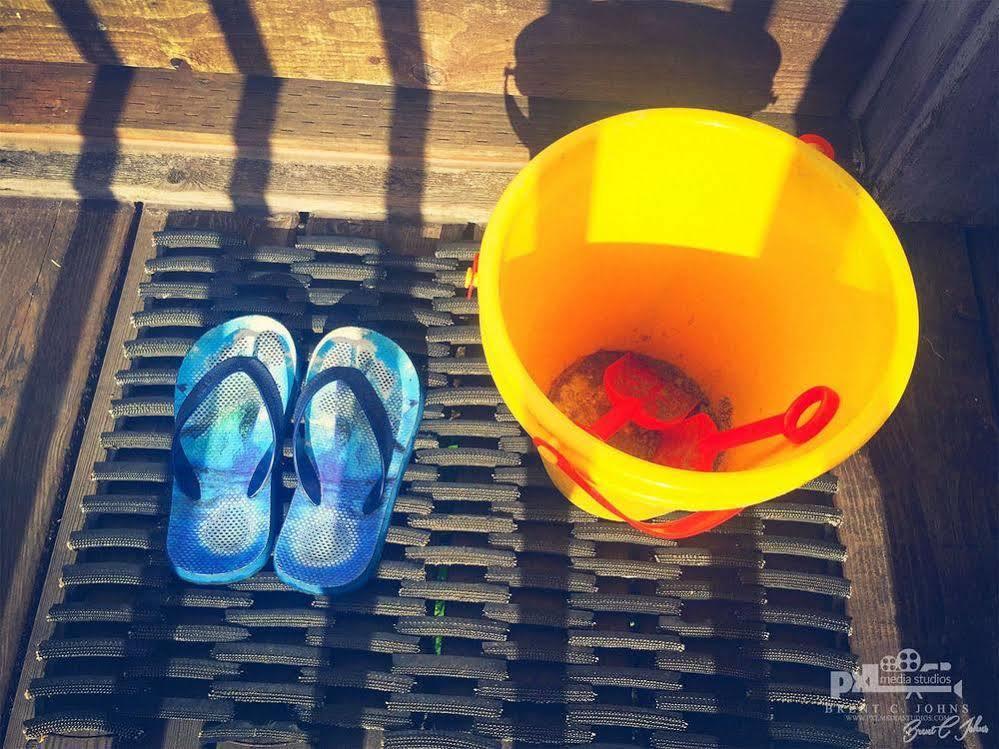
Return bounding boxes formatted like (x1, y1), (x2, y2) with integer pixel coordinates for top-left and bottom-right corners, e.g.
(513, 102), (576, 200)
(167, 315), (296, 584)
(274, 327), (422, 595)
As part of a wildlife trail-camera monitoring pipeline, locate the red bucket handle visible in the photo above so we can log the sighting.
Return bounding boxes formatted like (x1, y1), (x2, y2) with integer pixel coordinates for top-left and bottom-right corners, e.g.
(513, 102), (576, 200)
(533, 437), (742, 540)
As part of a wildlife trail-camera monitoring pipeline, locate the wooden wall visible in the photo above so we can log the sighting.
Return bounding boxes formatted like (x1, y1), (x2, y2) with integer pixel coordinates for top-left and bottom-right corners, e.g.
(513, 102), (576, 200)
(0, 0), (901, 116)
(852, 0), (999, 224)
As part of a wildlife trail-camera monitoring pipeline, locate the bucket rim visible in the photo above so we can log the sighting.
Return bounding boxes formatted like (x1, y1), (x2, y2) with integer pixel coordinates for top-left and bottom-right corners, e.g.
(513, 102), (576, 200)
(479, 108), (919, 510)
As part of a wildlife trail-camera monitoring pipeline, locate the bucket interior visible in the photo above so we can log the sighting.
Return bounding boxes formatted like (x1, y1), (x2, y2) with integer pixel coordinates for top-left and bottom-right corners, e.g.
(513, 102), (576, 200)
(495, 111), (911, 471)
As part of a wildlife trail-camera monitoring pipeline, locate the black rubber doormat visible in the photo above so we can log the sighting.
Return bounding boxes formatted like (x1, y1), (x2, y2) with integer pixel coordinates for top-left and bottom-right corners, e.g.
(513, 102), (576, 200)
(15, 220), (868, 748)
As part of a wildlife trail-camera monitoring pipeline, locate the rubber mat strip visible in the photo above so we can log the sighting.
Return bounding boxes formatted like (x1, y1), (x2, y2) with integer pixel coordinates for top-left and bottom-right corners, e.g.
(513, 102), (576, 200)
(482, 602), (593, 629)
(567, 704), (688, 731)
(418, 419), (522, 438)
(481, 640), (597, 665)
(394, 615), (509, 641)
(435, 241), (480, 260)
(311, 594), (428, 617)
(304, 627), (422, 654)
(212, 642), (331, 667)
(484, 567), (598, 593)
(768, 721), (870, 748)
(428, 356), (491, 376)
(200, 721), (311, 745)
(61, 561), (172, 587)
(571, 557), (682, 580)
(567, 628), (684, 652)
(46, 602), (159, 624)
(488, 531), (596, 557)
(26, 675), (144, 699)
(409, 513), (517, 534)
(100, 429), (172, 450)
(224, 607), (336, 628)
(293, 704), (413, 729)
(154, 228), (247, 249)
(658, 615), (770, 641)
(400, 580), (510, 604)
(386, 693), (503, 718)
(290, 260), (384, 282)
(383, 729), (500, 749)
(229, 244), (316, 263)
(654, 651), (771, 680)
(653, 691), (772, 719)
(209, 680), (321, 707)
(365, 277), (455, 300)
(23, 711), (146, 742)
(739, 568), (852, 598)
(653, 547), (764, 568)
(756, 604), (852, 634)
(566, 665), (683, 691)
(114, 368), (179, 387)
(123, 657), (242, 680)
(364, 254), (458, 272)
(408, 481), (520, 503)
(472, 718), (594, 744)
(295, 235), (383, 254)
(474, 679), (597, 704)
(108, 396), (173, 418)
(307, 286), (381, 307)
(298, 667), (415, 693)
(405, 545), (517, 567)
(425, 386), (503, 407)
(141, 587), (254, 608)
(569, 593), (682, 616)
(392, 654), (508, 681)
(415, 447), (521, 468)
(748, 682), (865, 711)
(656, 579), (767, 603)
(36, 637), (153, 660)
(432, 296), (480, 315)
(68, 527), (163, 551)
(145, 255), (239, 274)
(130, 623), (250, 642)
(758, 534), (847, 561)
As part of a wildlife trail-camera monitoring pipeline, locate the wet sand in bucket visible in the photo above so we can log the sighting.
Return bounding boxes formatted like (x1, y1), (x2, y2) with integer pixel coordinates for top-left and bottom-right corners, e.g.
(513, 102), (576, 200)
(547, 350), (731, 467)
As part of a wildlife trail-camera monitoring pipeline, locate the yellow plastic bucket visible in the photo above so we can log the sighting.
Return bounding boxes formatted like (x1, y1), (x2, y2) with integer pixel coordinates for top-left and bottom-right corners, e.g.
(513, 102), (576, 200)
(478, 109), (918, 536)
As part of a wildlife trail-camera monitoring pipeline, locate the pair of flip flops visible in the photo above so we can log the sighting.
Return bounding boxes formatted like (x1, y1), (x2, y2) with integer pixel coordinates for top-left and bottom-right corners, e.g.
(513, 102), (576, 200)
(165, 316), (423, 595)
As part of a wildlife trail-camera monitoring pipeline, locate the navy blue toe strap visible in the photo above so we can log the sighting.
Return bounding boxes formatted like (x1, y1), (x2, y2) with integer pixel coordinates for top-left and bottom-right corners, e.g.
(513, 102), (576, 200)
(172, 355), (286, 501)
(292, 366), (396, 514)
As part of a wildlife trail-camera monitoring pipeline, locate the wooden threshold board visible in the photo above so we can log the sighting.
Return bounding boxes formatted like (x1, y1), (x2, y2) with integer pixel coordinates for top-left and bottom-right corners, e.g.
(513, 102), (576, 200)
(0, 198), (135, 731)
(0, 61), (858, 224)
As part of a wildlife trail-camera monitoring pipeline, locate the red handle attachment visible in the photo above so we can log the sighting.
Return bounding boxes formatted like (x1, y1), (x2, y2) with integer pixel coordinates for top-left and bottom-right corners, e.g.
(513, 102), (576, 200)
(533, 438), (741, 540)
(799, 133), (835, 160)
(702, 386), (840, 454)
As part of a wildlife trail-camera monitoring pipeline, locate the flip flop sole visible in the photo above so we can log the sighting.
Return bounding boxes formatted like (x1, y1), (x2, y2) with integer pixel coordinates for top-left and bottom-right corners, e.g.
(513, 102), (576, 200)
(167, 315), (296, 584)
(274, 327), (422, 595)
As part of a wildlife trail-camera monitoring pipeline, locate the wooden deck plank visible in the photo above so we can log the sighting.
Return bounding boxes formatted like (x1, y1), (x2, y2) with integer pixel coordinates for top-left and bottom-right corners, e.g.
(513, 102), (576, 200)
(836, 224), (999, 746)
(0, 61), (858, 224)
(0, 198), (135, 731)
(2, 205), (160, 749)
(967, 228), (998, 413)
(0, 0), (902, 116)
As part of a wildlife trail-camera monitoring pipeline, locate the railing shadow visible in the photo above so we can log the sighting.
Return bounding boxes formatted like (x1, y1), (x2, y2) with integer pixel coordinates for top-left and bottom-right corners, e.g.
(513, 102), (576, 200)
(0, 0), (135, 734)
(209, 0), (282, 214)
